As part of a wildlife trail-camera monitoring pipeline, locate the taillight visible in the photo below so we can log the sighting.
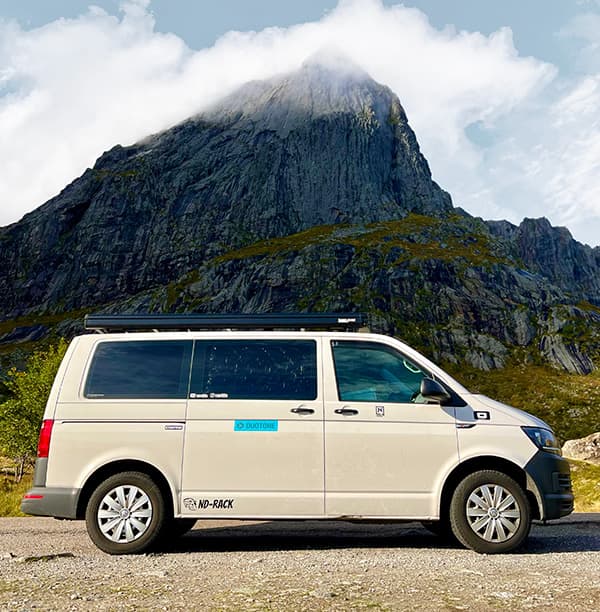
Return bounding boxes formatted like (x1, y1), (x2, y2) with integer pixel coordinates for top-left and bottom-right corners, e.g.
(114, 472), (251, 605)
(37, 419), (54, 458)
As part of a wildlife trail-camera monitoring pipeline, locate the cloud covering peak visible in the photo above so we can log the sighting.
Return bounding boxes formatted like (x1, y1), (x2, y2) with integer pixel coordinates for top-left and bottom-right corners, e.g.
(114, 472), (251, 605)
(0, 0), (598, 244)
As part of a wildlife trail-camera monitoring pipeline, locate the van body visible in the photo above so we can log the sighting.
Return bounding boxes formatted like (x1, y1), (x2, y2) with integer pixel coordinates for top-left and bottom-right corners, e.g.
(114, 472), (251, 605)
(22, 314), (573, 554)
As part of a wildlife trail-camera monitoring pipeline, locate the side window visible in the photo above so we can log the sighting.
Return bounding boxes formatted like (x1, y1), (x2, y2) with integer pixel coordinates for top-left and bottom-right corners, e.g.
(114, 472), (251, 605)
(331, 340), (428, 403)
(85, 341), (192, 399)
(190, 340), (317, 400)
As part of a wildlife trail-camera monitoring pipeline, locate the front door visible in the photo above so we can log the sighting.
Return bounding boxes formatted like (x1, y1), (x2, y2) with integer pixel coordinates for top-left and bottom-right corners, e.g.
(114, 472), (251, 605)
(324, 339), (458, 518)
(181, 337), (324, 517)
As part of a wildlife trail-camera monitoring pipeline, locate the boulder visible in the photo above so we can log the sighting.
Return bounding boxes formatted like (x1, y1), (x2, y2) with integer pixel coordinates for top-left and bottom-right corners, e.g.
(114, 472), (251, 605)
(562, 432), (600, 464)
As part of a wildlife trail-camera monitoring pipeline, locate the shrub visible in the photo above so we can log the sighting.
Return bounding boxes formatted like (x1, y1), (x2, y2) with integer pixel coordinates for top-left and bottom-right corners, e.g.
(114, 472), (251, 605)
(0, 340), (67, 481)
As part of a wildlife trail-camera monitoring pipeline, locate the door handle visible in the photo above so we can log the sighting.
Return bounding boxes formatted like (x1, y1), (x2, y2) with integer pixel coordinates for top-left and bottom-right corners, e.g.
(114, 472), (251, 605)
(291, 406), (315, 415)
(334, 407), (359, 416)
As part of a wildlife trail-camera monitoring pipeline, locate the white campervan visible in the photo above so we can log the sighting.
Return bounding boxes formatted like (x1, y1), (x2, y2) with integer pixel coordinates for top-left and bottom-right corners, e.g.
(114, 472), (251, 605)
(22, 313), (573, 554)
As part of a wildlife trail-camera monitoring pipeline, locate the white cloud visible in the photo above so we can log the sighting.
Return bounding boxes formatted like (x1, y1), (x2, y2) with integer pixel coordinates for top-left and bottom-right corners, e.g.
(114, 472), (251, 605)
(558, 12), (600, 71)
(2, 0), (598, 246)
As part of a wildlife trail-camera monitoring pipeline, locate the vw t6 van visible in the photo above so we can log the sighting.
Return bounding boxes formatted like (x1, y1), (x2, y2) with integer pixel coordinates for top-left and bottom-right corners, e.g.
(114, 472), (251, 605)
(22, 313), (573, 554)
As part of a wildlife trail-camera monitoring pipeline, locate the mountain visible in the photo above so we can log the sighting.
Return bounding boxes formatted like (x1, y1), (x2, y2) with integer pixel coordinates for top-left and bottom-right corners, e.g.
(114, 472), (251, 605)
(1, 54), (600, 379)
(0, 56), (450, 318)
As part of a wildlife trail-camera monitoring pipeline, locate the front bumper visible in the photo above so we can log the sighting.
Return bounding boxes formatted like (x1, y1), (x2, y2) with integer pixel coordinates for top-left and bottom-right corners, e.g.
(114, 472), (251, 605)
(525, 451), (574, 520)
(21, 487), (80, 519)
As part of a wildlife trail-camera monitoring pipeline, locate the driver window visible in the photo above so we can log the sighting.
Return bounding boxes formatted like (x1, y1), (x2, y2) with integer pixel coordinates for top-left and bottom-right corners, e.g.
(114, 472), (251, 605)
(331, 340), (428, 403)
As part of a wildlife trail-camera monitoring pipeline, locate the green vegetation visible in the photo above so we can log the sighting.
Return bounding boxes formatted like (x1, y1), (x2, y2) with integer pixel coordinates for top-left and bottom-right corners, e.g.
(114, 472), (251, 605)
(165, 269), (201, 310)
(214, 214), (511, 269)
(0, 472), (31, 516)
(92, 168), (140, 181)
(577, 300), (600, 315)
(0, 308), (90, 363)
(0, 340), (67, 481)
(446, 363), (600, 442)
(570, 460), (600, 512)
(213, 224), (342, 262)
(0, 309), (87, 339)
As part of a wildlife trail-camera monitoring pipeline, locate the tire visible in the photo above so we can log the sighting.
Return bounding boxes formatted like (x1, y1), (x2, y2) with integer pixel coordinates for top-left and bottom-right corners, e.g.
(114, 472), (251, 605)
(449, 470), (531, 554)
(85, 471), (166, 555)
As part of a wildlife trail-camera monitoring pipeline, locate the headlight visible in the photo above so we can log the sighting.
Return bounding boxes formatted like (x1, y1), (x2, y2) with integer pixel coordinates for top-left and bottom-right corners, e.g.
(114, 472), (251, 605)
(522, 426), (562, 455)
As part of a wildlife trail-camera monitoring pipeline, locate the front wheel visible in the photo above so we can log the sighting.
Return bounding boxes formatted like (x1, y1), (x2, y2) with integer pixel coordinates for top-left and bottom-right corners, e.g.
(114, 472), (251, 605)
(85, 471), (166, 555)
(450, 470), (531, 554)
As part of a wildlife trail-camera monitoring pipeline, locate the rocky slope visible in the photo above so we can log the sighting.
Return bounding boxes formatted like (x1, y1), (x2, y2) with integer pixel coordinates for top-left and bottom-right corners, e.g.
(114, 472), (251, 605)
(488, 218), (600, 303)
(109, 212), (600, 374)
(1, 56), (600, 375)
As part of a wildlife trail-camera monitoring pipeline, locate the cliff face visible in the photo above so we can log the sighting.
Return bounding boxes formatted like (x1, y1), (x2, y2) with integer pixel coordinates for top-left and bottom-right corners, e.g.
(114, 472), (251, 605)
(1, 57), (599, 375)
(487, 218), (600, 302)
(111, 213), (600, 375)
(0, 58), (450, 318)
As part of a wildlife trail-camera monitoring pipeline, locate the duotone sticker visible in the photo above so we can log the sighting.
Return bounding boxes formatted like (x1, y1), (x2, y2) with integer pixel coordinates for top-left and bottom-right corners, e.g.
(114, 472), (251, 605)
(234, 420), (279, 432)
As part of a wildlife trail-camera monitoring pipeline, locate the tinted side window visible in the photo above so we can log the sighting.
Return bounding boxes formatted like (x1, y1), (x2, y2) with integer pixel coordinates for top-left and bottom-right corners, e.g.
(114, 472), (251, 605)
(190, 340), (317, 400)
(332, 340), (428, 403)
(85, 341), (192, 399)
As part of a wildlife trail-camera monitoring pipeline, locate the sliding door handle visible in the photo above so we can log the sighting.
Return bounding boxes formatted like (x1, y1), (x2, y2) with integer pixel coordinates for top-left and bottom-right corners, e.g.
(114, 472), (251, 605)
(334, 407), (359, 416)
(291, 406), (315, 415)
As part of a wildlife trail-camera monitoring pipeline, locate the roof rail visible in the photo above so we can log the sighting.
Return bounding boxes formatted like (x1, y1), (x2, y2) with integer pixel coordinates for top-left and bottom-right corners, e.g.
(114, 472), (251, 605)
(84, 313), (368, 333)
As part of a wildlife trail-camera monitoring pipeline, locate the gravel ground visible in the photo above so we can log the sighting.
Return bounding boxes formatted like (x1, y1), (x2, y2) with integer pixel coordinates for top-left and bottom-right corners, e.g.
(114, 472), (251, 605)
(0, 515), (599, 611)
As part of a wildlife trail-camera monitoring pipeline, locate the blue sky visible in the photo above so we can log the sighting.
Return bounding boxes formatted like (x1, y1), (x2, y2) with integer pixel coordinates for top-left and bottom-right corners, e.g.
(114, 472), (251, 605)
(1, 0), (599, 245)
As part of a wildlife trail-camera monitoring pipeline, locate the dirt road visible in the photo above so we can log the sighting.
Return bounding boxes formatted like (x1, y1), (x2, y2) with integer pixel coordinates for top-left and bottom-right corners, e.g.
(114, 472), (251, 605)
(1, 515), (599, 610)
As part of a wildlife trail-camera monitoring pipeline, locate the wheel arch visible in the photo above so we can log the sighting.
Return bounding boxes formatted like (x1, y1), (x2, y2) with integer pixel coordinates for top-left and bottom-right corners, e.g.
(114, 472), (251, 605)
(439, 456), (540, 521)
(76, 459), (176, 520)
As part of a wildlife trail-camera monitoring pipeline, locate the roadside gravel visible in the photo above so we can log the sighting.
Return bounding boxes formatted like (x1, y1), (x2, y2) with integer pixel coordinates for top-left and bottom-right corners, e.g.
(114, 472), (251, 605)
(1, 516), (599, 610)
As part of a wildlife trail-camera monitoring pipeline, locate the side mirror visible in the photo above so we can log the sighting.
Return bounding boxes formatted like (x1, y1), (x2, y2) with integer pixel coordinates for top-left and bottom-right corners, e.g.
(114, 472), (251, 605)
(420, 377), (451, 404)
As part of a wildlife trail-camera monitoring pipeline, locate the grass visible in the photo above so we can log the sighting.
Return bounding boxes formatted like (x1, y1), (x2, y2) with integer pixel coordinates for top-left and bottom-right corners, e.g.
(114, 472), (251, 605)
(212, 214), (511, 268)
(0, 307), (91, 338)
(0, 473), (31, 517)
(569, 460), (600, 512)
(444, 363), (600, 443)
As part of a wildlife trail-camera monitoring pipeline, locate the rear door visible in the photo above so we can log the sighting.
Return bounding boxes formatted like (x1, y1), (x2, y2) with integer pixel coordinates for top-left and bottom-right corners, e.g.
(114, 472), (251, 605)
(324, 339), (458, 518)
(181, 337), (324, 517)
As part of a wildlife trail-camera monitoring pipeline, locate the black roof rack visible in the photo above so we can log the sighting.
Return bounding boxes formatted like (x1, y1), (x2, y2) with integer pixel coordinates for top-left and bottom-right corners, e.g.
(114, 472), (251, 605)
(84, 313), (368, 333)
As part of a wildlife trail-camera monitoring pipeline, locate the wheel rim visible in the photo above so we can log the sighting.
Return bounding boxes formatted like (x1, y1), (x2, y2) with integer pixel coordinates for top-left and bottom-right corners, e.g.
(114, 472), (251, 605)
(97, 485), (153, 543)
(465, 483), (521, 543)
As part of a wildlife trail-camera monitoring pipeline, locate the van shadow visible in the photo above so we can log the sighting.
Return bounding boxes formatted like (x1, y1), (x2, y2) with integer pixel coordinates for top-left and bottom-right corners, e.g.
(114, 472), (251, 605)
(521, 521), (600, 554)
(160, 520), (600, 554)
(163, 520), (448, 553)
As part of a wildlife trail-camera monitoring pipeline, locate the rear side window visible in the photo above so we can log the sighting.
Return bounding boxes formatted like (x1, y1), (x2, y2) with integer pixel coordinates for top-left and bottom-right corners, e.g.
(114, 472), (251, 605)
(190, 340), (317, 400)
(85, 341), (192, 399)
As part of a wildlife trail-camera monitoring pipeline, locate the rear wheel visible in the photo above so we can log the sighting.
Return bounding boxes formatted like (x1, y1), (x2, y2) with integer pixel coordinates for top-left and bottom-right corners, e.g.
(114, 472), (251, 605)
(450, 470), (531, 554)
(85, 471), (166, 555)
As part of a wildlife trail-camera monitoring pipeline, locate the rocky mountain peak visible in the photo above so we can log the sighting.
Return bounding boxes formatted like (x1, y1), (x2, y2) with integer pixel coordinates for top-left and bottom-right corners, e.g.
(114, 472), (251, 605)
(204, 51), (396, 135)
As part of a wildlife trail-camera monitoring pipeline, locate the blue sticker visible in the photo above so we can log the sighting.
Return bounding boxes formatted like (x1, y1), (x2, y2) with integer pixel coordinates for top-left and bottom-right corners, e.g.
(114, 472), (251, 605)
(234, 420), (279, 432)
